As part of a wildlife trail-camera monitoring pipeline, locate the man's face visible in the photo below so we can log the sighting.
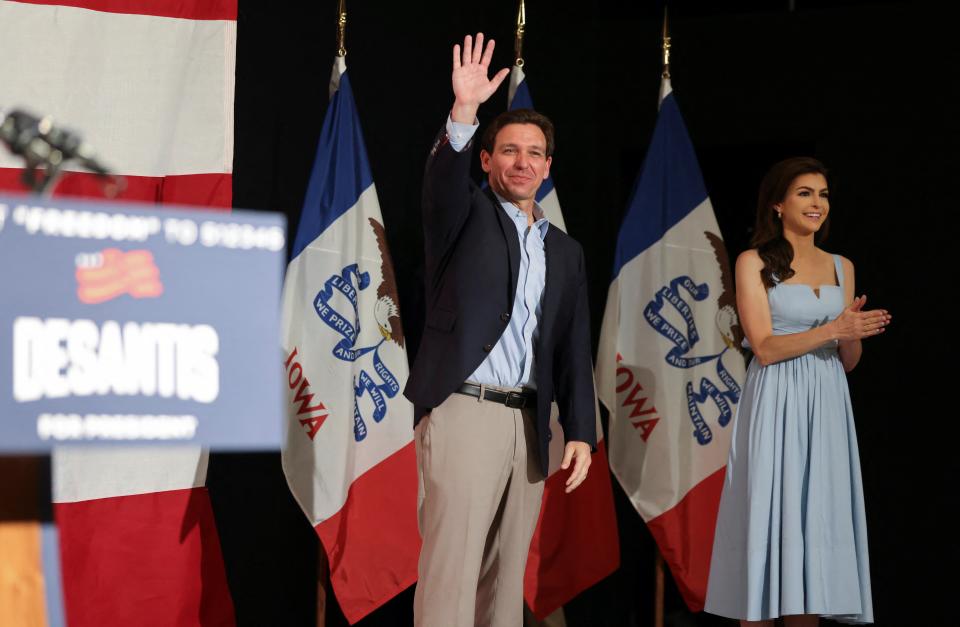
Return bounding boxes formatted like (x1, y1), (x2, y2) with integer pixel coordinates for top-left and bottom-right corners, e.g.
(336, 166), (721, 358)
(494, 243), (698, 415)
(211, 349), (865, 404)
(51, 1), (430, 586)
(480, 123), (552, 204)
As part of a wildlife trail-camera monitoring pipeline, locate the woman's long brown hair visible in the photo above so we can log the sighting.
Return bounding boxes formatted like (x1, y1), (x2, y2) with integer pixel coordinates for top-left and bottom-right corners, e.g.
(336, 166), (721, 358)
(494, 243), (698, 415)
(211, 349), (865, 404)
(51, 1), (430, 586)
(751, 157), (831, 288)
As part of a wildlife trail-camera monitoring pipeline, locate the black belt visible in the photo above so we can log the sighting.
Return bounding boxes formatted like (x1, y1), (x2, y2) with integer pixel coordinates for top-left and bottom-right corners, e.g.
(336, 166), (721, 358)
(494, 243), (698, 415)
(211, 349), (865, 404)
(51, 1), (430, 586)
(456, 383), (537, 409)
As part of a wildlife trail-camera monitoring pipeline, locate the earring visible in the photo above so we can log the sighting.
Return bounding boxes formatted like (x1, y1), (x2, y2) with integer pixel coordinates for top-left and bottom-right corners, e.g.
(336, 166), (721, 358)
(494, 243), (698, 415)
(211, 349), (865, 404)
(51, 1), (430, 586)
(776, 210), (782, 219)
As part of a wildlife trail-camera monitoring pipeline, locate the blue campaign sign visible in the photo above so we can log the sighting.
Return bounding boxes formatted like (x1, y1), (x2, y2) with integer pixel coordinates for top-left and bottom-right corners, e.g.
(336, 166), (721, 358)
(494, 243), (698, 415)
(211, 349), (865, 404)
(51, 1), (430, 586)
(0, 194), (286, 451)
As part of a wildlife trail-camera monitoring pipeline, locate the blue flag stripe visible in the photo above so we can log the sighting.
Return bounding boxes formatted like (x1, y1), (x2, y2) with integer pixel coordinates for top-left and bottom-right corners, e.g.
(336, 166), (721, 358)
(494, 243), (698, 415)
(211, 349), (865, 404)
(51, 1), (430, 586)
(291, 71), (374, 260)
(510, 78), (534, 109)
(508, 78), (555, 202)
(612, 92), (708, 278)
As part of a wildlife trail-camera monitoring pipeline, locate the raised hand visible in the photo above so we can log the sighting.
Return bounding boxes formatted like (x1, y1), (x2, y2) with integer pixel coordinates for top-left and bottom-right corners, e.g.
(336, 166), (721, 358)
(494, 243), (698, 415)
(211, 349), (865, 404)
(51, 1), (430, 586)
(451, 33), (510, 123)
(832, 295), (891, 340)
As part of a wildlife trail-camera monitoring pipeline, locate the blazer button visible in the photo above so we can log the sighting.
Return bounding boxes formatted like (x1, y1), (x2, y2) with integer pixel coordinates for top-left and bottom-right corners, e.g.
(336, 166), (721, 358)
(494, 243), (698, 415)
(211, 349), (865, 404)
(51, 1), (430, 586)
(500, 312), (511, 322)
(483, 344), (494, 352)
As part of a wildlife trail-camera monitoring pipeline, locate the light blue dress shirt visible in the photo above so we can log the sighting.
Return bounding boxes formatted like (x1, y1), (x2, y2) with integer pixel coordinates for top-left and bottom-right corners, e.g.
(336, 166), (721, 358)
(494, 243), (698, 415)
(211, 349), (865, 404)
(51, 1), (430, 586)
(446, 116), (548, 389)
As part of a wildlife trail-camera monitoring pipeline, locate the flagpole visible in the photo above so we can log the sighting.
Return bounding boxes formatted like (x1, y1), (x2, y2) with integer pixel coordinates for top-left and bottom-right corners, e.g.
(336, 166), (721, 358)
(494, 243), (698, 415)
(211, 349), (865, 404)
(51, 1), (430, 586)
(649, 7), (673, 621)
(653, 550), (665, 627)
(314, 3), (347, 621)
(511, 8), (572, 625)
(514, 0), (525, 67)
(651, 13), (670, 626)
(317, 546), (329, 627)
(661, 6), (671, 80)
(651, 12), (669, 627)
(513, 8), (567, 624)
(336, 0), (347, 57)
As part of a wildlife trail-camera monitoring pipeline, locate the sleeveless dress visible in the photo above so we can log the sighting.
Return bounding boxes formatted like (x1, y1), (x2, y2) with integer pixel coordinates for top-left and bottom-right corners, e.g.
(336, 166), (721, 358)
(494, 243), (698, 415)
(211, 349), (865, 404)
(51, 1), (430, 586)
(704, 254), (874, 623)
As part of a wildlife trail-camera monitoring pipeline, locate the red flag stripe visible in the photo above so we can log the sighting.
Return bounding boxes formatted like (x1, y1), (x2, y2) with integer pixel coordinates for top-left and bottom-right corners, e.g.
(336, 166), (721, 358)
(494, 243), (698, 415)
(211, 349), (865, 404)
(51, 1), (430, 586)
(8, 0), (236, 20)
(645, 466), (727, 612)
(314, 442), (421, 624)
(54, 487), (235, 626)
(524, 440), (621, 619)
(0, 170), (232, 209)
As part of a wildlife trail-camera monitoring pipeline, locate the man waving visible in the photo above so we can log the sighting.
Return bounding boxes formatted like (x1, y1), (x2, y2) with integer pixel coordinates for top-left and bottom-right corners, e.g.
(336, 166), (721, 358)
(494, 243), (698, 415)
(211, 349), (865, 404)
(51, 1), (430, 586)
(405, 33), (596, 627)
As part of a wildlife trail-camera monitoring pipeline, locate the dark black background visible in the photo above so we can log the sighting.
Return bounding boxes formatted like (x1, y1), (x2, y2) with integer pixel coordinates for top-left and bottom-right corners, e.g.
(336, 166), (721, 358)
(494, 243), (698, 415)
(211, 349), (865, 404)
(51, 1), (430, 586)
(210, 1), (957, 625)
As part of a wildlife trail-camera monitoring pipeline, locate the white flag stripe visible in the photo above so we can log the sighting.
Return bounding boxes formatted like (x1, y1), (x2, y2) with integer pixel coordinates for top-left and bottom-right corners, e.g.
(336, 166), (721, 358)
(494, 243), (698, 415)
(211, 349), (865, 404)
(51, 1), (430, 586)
(659, 78), (674, 104)
(52, 446), (206, 503)
(281, 183), (413, 523)
(538, 187), (567, 234)
(601, 199), (738, 519)
(328, 55), (347, 99)
(507, 64), (525, 109)
(0, 2), (235, 176)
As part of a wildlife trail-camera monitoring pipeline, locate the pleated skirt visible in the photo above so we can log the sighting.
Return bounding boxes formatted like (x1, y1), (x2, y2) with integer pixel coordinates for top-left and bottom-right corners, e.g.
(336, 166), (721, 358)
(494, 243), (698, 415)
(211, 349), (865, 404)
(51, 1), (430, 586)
(704, 349), (874, 623)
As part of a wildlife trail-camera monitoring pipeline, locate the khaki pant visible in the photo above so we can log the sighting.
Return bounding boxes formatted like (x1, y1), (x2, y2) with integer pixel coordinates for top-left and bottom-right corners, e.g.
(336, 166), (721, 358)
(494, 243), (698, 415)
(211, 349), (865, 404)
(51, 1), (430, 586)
(414, 386), (545, 627)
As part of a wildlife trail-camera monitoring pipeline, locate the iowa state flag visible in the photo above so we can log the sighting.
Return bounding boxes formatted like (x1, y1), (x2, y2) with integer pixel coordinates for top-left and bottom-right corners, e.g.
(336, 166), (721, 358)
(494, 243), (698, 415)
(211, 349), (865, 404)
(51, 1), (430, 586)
(0, 2), (236, 625)
(509, 64), (620, 619)
(280, 56), (419, 624)
(596, 77), (747, 611)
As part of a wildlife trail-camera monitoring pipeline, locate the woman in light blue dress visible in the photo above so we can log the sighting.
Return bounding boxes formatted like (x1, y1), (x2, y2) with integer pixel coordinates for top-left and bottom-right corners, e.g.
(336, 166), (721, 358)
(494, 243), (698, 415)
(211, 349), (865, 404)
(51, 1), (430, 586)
(704, 158), (890, 626)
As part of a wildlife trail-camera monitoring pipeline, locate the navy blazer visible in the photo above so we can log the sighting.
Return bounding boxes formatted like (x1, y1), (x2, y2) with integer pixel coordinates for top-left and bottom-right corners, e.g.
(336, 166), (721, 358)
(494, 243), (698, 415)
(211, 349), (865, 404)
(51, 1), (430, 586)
(404, 127), (596, 476)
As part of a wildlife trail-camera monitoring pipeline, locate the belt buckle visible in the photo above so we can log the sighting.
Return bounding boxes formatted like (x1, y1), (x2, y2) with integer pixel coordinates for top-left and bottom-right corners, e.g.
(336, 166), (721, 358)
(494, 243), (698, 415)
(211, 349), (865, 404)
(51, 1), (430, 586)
(504, 391), (526, 409)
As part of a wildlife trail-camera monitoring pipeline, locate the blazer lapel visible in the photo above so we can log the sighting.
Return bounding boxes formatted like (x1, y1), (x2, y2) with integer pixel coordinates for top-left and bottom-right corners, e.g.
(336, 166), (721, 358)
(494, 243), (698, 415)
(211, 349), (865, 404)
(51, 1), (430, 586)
(539, 225), (561, 342)
(484, 187), (521, 306)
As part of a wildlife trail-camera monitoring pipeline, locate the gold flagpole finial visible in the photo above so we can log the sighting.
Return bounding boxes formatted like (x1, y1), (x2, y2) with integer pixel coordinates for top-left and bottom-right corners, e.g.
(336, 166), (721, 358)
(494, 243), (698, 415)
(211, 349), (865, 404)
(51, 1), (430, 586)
(336, 0), (347, 57)
(661, 7), (671, 79)
(514, 0), (526, 67)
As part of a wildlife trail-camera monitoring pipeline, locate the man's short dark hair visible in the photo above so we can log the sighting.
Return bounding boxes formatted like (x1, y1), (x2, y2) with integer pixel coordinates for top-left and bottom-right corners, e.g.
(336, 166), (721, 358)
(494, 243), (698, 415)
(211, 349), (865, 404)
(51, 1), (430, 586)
(480, 108), (555, 157)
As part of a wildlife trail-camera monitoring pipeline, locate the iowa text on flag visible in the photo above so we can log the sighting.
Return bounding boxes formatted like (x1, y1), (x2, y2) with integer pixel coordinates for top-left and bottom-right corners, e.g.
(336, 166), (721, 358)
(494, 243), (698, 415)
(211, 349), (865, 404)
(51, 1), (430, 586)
(509, 64), (621, 619)
(596, 77), (747, 611)
(280, 56), (420, 624)
(0, 2), (237, 625)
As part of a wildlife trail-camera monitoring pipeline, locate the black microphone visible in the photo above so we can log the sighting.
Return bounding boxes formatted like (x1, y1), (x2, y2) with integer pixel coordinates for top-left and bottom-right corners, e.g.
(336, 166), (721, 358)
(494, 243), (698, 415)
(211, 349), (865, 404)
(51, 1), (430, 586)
(0, 108), (112, 176)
